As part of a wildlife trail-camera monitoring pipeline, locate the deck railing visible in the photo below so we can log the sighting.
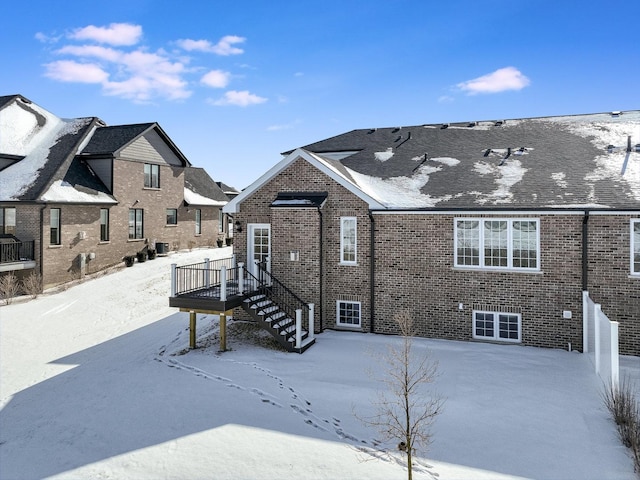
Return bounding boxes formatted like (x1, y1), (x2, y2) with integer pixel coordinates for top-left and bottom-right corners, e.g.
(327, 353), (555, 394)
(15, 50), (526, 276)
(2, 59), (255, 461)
(0, 240), (35, 264)
(170, 256), (314, 349)
(171, 256), (236, 297)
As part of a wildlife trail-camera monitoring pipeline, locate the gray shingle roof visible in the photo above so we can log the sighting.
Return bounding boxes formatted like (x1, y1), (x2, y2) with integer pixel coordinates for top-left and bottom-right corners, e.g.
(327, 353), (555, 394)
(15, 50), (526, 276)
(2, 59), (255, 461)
(295, 111), (640, 210)
(81, 123), (155, 155)
(184, 167), (229, 204)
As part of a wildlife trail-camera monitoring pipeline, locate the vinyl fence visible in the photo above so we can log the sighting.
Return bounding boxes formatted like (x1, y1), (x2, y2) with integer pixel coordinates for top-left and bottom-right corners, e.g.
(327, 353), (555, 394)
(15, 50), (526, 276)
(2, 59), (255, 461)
(583, 291), (620, 390)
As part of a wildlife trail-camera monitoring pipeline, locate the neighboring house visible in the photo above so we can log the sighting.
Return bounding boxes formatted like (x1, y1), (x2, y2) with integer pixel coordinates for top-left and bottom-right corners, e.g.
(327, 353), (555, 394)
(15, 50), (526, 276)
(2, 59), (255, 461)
(0, 94), (233, 289)
(224, 111), (640, 356)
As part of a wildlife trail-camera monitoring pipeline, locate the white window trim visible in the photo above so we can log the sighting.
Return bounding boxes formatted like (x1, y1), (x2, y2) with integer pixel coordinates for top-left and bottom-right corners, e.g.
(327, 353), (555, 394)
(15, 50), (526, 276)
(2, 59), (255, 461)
(336, 300), (361, 328)
(340, 216), (357, 265)
(454, 218), (540, 272)
(632, 219), (640, 276)
(472, 309), (522, 343)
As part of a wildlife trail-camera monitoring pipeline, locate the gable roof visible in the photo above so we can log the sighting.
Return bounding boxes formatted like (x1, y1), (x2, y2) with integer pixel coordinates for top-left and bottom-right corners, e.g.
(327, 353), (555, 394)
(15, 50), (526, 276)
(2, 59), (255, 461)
(81, 123), (191, 166)
(0, 95), (195, 204)
(0, 95), (114, 203)
(183, 167), (228, 206)
(291, 111), (640, 210)
(223, 149), (385, 213)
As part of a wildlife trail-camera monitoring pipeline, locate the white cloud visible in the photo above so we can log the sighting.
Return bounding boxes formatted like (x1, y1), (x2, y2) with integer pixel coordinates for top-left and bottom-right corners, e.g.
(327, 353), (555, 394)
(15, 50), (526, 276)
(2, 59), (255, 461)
(57, 45), (122, 62)
(40, 23), (255, 103)
(69, 23), (142, 46)
(177, 35), (245, 55)
(43, 60), (109, 83)
(201, 70), (231, 88)
(457, 67), (530, 95)
(210, 90), (267, 107)
(35, 32), (61, 43)
(267, 119), (300, 131)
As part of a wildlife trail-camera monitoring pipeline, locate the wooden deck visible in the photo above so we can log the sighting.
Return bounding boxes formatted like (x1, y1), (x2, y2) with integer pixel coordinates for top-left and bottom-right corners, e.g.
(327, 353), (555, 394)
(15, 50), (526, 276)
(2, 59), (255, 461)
(169, 281), (259, 312)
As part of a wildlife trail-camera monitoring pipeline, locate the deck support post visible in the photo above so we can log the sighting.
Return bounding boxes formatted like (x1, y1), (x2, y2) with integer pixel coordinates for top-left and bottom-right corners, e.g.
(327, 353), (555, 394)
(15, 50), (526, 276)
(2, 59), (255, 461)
(204, 258), (210, 288)
(295, 309), (302, 349)
(308, 303), (315, 340)
(220, 311), (227, 352)
(189, 311), (197, 349)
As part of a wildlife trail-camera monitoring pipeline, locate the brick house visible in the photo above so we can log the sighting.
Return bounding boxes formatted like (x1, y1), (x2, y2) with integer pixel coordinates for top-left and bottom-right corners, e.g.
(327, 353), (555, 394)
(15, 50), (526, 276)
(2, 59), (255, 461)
(224, 111), (640, 356)
(0, 94), (232, 289)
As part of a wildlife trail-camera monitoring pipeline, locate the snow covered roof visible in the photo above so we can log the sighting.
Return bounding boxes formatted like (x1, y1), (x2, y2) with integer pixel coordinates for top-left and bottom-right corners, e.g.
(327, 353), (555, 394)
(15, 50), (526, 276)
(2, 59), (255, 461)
(295, 111), (640, 210)
(0, 95), (110, 202)
(0, 95), (198, 205)
(183, 167), (228, 206)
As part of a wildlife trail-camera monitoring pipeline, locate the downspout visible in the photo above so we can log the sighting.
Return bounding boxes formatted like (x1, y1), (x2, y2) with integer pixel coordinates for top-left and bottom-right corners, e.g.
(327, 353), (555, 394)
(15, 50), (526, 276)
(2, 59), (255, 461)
(39, 203), (46, 281)
(317, 206), (324, 332)
(368, 211), (375, 333)
(582, 210), (589, 291)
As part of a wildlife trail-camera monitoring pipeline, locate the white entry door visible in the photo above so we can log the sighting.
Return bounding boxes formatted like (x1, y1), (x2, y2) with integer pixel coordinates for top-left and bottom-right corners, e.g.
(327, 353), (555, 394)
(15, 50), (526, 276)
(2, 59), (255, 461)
(247, 223), (271, 279)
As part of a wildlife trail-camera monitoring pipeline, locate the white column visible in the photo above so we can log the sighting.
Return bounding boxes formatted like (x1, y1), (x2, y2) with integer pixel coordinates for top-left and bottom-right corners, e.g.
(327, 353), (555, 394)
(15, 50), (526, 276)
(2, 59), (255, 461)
(308, 303), (315, 341)
(238, 262), (244, 294)
(204, 258), (210, 289)
(295, 309), (302, 349)
(220, 266), (227, 302)
(171, 263), (177, 297)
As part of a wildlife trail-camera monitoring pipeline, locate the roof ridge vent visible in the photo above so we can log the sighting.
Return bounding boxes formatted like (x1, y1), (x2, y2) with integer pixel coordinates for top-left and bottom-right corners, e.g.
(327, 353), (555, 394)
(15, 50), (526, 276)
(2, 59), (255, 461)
(611, 111), (622, 117)
(494, 120), (505, 126)
(440, 123), (449, 129)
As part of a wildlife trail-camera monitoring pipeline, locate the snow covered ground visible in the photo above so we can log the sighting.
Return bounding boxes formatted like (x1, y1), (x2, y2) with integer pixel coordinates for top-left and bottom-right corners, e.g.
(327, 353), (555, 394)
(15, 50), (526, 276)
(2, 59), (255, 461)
(1, 247), (638, 480)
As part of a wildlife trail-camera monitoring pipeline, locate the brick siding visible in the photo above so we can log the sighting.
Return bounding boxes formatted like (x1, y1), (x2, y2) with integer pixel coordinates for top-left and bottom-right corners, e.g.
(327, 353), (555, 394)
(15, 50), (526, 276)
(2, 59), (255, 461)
(232, 158), (640, 355)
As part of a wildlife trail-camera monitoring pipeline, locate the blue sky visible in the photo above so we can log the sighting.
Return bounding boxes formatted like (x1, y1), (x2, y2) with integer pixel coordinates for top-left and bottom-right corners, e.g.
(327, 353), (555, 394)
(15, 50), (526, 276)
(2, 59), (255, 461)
(2, 0), (639, 189)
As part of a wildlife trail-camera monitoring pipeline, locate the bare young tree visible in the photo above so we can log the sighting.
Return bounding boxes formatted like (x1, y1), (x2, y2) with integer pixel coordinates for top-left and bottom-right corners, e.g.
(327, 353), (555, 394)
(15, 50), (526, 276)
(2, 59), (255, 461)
(0, 273), (20, 305)
(361, 311), (444, 480)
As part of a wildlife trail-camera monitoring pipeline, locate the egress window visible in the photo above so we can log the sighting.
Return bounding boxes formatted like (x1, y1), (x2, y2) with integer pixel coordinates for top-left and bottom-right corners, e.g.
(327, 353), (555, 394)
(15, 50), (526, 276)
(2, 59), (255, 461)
(473, 310), (521, 343)
(455, 218), (540, 271)
(336, 300), (361, 328)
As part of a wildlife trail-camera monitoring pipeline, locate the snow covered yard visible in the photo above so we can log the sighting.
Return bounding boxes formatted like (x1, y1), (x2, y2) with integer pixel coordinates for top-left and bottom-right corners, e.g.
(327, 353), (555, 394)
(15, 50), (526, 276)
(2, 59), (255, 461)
(0, 247), (638, 480)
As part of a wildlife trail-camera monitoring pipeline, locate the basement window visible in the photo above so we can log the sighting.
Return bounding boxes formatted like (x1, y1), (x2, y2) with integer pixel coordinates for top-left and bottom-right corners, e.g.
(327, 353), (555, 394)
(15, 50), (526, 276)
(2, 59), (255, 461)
(473, 310), (521, 343)
(336, 300), (361, 328)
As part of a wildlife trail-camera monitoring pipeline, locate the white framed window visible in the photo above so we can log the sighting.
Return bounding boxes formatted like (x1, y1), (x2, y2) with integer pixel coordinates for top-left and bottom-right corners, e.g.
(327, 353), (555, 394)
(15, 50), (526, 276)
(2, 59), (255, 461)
(340, 217), (357, 264)
(336, 300), (361, 328)
(473, 310), (521, 343)
(454, 218), (540, 271)
(632, 219), (640, 276)
(219, 209), (224, 233)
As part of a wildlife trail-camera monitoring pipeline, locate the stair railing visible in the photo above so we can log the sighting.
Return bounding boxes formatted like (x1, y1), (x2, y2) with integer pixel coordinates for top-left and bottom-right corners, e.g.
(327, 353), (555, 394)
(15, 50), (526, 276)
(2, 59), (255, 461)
(244, 260), (314, 348)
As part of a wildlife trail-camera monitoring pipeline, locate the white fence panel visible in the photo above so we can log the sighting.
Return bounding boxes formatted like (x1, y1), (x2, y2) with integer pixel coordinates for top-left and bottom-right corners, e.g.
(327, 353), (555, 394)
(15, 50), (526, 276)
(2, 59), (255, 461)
(583, 291), (620, 390)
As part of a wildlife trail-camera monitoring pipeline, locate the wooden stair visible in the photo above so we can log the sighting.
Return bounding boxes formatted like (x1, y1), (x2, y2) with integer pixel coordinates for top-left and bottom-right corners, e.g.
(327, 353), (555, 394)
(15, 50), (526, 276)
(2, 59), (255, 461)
(241, 294), (315, 353)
